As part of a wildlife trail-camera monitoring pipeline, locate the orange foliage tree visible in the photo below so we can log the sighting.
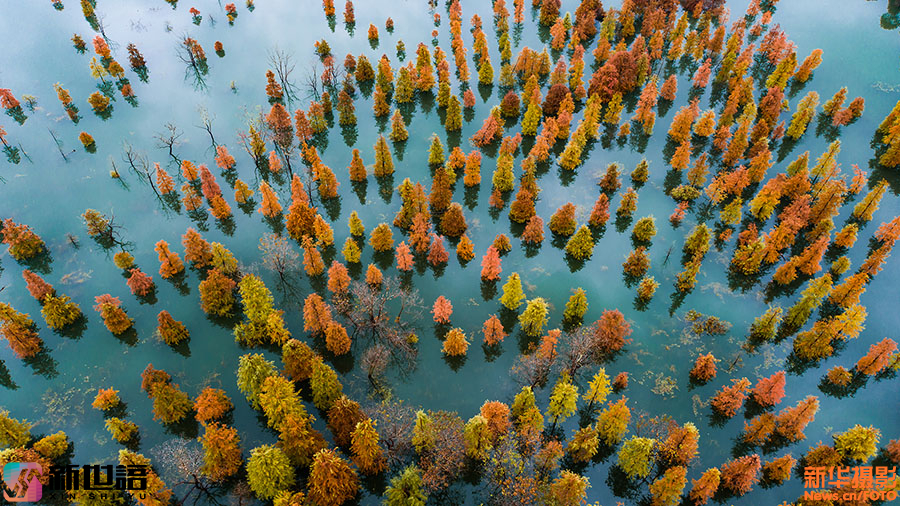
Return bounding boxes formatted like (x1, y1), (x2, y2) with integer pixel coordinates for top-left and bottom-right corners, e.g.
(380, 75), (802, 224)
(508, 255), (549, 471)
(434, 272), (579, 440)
(719, 454), (761, 496)
(774, 396), (819, 442)
(0, 303), (43, 358)
(308, 449), (358, 505)
(856, 338), (898, 376)
(156, 310), (189, 346)
(93, 294), (133, 335)
(155, 240), (185, 279)
(195, 387), (233, 423)
(483, 315), (506, 346)
(689, 353), (717, 383)
(709, 378), (751, 418)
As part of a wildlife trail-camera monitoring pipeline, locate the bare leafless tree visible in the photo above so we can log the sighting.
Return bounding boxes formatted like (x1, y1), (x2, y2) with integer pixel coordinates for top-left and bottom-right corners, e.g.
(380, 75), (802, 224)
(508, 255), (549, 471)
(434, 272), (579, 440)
(226, 480), (254, 506)
(108, 156), (125, 182)
(123, 141), (160, 197)
(96, 15), (115, 49)
(303, 59), (322, 100)
(333, 277), (422, 371)
(559, 327), (595, 380)
(196, 105), (218, 151)
(364, 399), (416, 469)
(416, 410), (467, 493)
(48, 129), (74, 162)
(510, 345), (557, 389)
(361, 344), (390, 384)
(268, 47), (301, 104)
(151, 438), (226, 506)
(155, 122), (183, 165)
(259, 233), (300, 282)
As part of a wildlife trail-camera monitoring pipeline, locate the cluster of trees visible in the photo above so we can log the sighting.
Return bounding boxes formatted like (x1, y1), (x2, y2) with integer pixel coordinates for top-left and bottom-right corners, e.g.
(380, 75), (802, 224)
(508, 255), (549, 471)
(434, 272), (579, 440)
(5, 0), (900, 505)
(141, 364), (193, 424)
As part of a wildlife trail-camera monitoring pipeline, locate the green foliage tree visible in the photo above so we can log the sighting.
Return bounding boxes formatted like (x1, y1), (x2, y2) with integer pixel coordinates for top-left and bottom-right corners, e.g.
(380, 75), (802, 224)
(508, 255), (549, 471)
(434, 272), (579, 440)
(259, 375), (305, 431)
(412, 410), (436, 454)
(499, 273), (525, 310)
(632, 216), (657, 242)
(617, 436), (656, 480)
(234, 274), (289, 346)
(150, 382), (193, 424)
(41, 295), (82, 330)
(310, 359), (343, 410)
(351, 419), (386, 474)
(428, 134), (445, 166)
(565, 225), (594, 259)
(105, 417), (138, 443)
(464, 415), (493, 461)
(750, 306), (782, 341)
(833, 424), (880, 462)
(236, 353), (278, 409)
(384, 466), (427, 506)
(596, 398), (631, 445)
(563, 288), (588, 323)
(547, 373), (578, 429)
(567, 425), (600, 463)
(518, 297), (549, 336)
(247, 444), (295, 500)
(582, 368), (611, 410)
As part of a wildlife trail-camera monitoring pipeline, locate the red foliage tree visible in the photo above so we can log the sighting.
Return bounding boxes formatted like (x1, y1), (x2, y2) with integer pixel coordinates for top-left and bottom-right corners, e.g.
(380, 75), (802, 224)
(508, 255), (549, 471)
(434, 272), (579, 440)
(522, 215), (545, 244)
(719, 454), (761, 496)
(126, 268), (155, 297)
(774, 396), (819, 442)
(613, 372), (628, 391)
(856, 338), (898, 376)
(395, 241), (414, 271)
(692, 58), (712, 88)
(427, 234), (449, 266)
(432, 296), (453, 324)
(591, 309), (632, 356)
(709, 378), (751, 418)
(689, 353), (717, 383)
(750, 371), (786, 407)
(589, 194), (610, 228)
(22, 270), (54, 301)
(483, 315), (506, 345)
(886, 439), (900, 464)
(480, 246), (502, 281)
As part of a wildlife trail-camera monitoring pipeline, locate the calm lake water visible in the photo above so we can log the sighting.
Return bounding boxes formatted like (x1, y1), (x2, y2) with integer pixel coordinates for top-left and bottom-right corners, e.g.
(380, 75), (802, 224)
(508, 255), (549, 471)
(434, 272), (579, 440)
(1, 0), (899, 504)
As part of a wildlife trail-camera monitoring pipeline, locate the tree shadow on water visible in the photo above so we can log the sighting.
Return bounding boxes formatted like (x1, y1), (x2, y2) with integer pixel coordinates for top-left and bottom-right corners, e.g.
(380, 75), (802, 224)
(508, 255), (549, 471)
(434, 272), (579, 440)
(0, 360), (18, 389)
(23, 349), (59, 379)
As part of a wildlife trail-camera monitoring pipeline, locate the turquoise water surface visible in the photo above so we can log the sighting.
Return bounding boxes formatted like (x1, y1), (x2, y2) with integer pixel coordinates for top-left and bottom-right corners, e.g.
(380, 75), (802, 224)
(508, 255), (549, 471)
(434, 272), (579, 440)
(1, 0), (899, 504)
